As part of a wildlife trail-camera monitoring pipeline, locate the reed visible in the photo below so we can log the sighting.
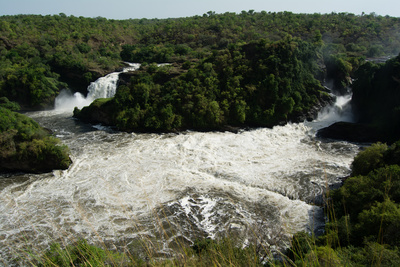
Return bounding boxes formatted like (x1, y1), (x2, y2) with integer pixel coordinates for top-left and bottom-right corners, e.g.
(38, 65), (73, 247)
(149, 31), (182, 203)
(3, 165), (375, 266)
(2, 196), (296, 266)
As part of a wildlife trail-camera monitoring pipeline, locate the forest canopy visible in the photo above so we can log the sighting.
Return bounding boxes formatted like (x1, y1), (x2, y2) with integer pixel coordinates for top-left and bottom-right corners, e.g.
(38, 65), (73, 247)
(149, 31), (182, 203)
(75, 37), (331, 131)
(1, 11), (400, 109)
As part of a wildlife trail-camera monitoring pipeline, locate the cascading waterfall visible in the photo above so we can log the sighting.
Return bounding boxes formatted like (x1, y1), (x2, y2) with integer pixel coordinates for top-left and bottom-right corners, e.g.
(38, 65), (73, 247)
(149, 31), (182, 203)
(86, 63), (140, 100)
(0, 68), (360, 265)
(317, 94), (354, 123)
(54, 63), (140, 111)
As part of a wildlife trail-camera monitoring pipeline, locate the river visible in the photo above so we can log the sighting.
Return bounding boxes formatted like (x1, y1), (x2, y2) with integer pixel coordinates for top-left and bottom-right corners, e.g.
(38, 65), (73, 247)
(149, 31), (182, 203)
(0, 65), (359, 264)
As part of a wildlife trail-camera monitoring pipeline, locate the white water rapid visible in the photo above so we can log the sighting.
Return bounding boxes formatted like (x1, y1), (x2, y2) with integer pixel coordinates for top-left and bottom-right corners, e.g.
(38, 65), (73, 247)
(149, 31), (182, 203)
(0, 69), (360, 265)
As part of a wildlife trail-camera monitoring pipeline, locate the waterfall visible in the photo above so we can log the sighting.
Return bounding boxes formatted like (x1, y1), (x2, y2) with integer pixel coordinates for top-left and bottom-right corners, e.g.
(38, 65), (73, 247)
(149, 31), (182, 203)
(0, 66), (362, 265)
(54, 63), (140, 111)
(304, 90), (355, 134)
(317, 94), (353, 123)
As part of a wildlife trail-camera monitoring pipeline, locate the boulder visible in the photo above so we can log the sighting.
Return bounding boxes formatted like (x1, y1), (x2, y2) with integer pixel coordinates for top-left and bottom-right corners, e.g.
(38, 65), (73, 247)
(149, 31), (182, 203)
(73, 98), (115, 126)
(317, 121), (385, 143)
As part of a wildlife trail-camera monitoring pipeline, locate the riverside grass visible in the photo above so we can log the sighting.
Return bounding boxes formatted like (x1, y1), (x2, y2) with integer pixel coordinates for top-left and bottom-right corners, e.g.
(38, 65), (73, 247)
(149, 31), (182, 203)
(5, 215), (270, 266)
(4, 190), (387, 266)
(3, 185), (324, 267)
(2, 186), (291, 266)
(8, 143), (400, 266)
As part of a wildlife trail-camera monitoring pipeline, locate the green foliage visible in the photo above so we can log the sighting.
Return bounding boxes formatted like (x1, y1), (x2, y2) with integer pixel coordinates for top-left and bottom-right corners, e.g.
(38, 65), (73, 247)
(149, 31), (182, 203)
(190, 238), (260, 266)
(324, 53), (355, 93)
(356, 198), (400, 246)
(352, 54), (400, 141)
(304, 246), (343, 266)
(77, 37), (328, 132)
(39, 239), (127, 267)
(75, 42), (91, 54)
(0, 106), (44, 140)
(339, 242), (400, 266)
(4, 11), (400, 266)
(1, 12), (400, 108)
(332, 165), (400, 225)
(0, 97), (20, 111)
(286, 231), (315, 262)
(0, 107), (71, 172)
(284, 139), (400, 265)
(351, 142), (388, 176)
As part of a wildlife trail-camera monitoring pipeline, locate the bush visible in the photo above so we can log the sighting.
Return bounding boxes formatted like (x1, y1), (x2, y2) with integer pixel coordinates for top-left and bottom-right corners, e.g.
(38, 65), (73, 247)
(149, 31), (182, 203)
(38, 239), (127, 267)
(356, 198), (400, 246)
(0, 107), (71, 172)
(351, 142), (388, 176)
(190, 238), (259, 266)
(333, 165), (400, 221)
(0, 97), (20, 111)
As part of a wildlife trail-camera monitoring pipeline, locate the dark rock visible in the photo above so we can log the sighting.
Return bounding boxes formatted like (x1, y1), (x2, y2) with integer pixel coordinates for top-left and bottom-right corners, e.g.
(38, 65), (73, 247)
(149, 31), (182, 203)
(73, 98), (115, 125)
(1, 155), (72, 174)
(317, 121), (385, 143)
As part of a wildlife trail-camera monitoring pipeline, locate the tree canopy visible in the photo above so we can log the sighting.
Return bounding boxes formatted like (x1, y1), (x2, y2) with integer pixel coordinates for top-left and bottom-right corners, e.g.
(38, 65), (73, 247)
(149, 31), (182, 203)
(1, 12), (400, 109)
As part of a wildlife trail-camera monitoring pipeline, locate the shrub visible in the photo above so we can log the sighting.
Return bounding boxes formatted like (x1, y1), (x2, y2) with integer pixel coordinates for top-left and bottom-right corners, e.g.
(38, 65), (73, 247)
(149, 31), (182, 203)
(0, 107), (71, 172)
(351, 142), (388, 176)
(38, 239), (127, 267)
(0, 97), (20, 111)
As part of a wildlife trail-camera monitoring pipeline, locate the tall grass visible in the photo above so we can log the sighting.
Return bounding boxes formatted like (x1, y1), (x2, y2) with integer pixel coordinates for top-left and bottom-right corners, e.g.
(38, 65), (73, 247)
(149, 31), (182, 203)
(2, 198), (301, 266)
(2, 173), (357, 266)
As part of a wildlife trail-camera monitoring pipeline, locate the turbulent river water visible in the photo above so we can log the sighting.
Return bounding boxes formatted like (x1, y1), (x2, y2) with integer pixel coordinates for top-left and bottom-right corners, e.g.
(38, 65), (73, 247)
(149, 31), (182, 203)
(0, 65), (360, 264)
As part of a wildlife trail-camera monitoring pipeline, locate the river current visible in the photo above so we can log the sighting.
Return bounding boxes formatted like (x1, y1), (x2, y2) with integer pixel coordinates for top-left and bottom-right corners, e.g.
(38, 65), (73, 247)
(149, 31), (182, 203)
(0, 65), (359, 264)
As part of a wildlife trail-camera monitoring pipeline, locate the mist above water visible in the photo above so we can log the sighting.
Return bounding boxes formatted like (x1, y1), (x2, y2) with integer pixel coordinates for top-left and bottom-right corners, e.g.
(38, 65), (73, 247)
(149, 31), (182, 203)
(0, 66), (360, 264)
(318, 94), (353, 122)
(54, 63), (140, 111)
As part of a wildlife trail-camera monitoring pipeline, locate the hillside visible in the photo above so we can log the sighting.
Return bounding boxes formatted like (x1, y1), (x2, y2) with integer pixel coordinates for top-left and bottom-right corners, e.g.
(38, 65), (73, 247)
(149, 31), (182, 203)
(1, 12), (400, 110)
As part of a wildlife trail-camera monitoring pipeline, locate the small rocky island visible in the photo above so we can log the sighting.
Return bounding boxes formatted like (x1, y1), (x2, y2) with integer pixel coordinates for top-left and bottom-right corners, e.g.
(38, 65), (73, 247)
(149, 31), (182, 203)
(0, 99), (71, 173)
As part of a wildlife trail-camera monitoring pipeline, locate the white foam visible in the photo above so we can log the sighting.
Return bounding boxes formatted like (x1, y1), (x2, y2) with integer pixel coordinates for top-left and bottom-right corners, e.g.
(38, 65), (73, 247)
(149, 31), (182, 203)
(0, 74), (361, 264)
(315, 94), (354, 125)
(54, 63), (140, 112)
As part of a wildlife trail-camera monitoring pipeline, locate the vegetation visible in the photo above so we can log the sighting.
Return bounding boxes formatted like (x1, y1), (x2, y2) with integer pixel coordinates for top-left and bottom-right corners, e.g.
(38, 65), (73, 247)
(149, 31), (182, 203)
(37, 239), (131, 267)
(270, 140), (400, 266)
(351, 54), (400, 142)
(75, 37), (331, 132)
(32, 237), (263, 266)
(1, 12), (400, 109)
(2, 10), (400, 265)
(0, 102), (71, 173)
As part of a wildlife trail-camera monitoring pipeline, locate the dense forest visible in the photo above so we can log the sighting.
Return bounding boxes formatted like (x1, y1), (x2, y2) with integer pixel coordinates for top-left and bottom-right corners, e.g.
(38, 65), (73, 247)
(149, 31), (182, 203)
(1, 11), (400, 110)
(2, 10), (400, 265)
(0, 97), (71, 173)
(352, 55), (400, 141)
(75, 37), (332, 131)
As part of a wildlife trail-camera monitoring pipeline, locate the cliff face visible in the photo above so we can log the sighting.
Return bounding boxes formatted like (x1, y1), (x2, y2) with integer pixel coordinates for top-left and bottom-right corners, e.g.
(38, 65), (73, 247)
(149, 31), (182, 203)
(317, 54), (400, 144)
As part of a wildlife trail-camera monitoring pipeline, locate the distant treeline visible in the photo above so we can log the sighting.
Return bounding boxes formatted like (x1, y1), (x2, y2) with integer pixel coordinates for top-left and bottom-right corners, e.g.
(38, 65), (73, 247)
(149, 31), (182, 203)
(0, 11), (400, 109)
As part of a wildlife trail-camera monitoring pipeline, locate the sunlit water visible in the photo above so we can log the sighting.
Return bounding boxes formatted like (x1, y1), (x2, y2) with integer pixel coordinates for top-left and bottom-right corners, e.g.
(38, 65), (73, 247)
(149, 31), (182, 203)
(0, 68), (360, 264)
(54, 63), (141, 111)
